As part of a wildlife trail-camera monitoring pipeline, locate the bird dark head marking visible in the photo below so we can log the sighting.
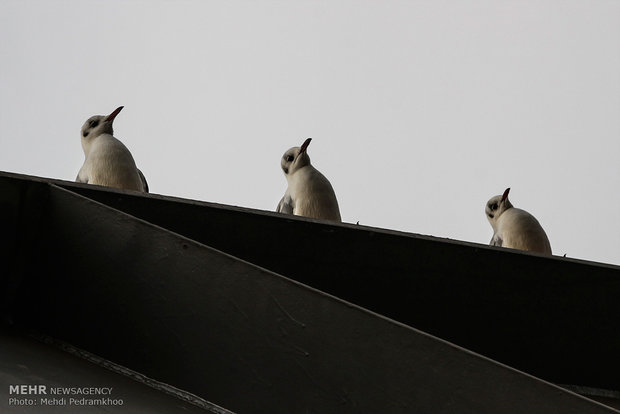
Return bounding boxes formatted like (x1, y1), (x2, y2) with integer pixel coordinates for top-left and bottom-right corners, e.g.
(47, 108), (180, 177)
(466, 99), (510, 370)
(80, 107), (123, 141)
(485, 189), (514, 224)
(281, 139), (312, 175)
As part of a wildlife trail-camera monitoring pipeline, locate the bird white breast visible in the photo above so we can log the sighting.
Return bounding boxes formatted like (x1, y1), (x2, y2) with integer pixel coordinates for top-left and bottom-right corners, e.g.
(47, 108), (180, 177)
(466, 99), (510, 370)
(79, 134), (144, 191)
(289, 166), (341, 221)
(495, 208), (552, 254)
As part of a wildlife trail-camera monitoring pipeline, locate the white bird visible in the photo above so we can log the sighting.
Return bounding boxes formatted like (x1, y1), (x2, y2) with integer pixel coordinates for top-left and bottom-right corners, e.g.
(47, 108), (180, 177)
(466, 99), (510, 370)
(485, 188), (551, 254)
(76, 106), (148, 192)
(276, 138), (341, 222)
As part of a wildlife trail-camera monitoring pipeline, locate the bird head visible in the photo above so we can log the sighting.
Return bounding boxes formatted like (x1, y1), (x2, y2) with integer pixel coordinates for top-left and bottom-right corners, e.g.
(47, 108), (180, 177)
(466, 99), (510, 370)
(281, 138), (312, 176)
(80, 106), (123, 141)
(485, 187), (514, 224)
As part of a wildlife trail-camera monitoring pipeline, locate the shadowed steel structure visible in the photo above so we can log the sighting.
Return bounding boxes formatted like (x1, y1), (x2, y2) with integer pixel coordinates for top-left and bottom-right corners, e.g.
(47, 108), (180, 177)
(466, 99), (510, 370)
(1, 171), (619, 413)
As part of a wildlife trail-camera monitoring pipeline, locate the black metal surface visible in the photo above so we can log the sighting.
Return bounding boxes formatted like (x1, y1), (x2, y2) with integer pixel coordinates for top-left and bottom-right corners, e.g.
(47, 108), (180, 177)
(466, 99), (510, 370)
(1, 171), (619, 413)
(0, 328), (228, 414)
(47, 173), (620, 392)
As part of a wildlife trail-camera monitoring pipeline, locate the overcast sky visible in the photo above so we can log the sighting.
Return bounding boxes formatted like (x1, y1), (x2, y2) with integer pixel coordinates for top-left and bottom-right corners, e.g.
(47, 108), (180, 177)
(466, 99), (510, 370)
(1, 1), (619, 266)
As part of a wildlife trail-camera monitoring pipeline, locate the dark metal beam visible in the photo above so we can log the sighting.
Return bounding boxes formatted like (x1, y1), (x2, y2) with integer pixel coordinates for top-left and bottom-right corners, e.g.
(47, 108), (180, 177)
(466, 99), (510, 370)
(0, 328), (232, 413)
(44, 172), (620, 392)
(1, 172), (618, 413)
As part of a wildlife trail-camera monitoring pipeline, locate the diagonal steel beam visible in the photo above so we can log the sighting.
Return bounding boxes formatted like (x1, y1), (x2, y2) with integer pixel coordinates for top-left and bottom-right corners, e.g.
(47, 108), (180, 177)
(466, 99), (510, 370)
(45, 172), (620, 394)
(0, 173), (618, 413)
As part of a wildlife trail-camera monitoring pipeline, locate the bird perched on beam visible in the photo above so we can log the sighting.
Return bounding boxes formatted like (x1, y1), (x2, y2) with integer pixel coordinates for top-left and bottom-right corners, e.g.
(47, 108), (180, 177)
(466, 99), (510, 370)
(276, 138), (341, 222)
(485, 188), (551, 254)
(76, 106), (148, 192)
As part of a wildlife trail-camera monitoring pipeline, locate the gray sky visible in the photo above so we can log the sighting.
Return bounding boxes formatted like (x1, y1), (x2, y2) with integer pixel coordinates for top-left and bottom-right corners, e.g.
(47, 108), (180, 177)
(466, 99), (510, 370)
(1, 0), (619, 265)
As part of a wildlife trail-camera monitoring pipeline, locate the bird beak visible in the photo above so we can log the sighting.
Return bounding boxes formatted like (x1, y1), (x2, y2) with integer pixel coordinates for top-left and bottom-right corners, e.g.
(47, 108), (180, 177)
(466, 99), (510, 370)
(299, 138), (312, 154)
(105, 106), (124, 122)
(501, 187), (511, 202)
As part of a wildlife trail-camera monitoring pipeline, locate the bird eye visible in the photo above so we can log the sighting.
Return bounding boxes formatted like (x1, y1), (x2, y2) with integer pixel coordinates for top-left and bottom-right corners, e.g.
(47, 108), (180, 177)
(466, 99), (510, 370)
(286, 155), (294, 162)
(89, 120), (99, 128)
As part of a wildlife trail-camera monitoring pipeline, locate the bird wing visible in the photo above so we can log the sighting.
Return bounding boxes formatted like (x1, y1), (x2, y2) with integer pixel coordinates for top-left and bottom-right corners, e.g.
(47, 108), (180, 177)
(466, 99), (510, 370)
(490, 233), (503, 247)
(276, 193), (294, 214)
(138, 169), (149, 193)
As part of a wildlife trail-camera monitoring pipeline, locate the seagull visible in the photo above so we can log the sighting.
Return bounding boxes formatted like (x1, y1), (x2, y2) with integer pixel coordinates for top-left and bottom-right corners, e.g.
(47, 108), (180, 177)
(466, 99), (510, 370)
(276, 138), (341, 222)
(485, 188), (551, 254)
(76, 106), (148, 192)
